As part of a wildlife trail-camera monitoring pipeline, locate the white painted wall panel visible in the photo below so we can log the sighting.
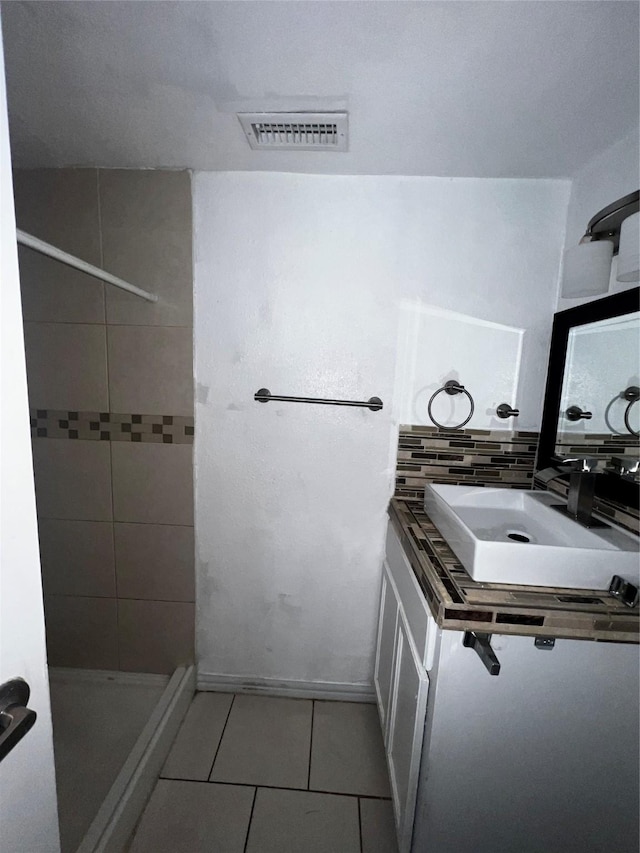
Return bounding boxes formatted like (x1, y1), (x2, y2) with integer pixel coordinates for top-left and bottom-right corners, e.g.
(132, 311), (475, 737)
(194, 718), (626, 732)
(193, 172), (568, 686)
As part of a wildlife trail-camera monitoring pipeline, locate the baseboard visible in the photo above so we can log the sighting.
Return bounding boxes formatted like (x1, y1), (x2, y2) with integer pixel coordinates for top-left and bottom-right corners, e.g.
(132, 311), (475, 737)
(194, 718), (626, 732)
(197, 671), (376, 703)
(48, 667), (170, 688)
(77, 664), (195, 853)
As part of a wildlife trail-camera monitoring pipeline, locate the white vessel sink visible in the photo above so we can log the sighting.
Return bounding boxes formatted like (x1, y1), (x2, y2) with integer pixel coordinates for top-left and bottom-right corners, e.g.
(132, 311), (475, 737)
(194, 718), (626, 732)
(423, 484), (640, 590)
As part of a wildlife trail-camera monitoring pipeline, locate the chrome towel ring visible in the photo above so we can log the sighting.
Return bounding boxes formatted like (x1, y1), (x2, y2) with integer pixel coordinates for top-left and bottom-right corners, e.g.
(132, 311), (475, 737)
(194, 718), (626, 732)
(623, 386), (639, 437)
(427, 380), (475, 430)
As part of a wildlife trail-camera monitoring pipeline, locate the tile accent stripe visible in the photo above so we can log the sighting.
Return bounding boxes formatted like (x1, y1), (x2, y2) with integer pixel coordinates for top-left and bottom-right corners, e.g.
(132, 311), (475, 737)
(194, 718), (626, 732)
(395, 424), (538, 500)
(555, 431), (639, 460)
(389, 498), (639, 643)
(30, 409), (194, 444)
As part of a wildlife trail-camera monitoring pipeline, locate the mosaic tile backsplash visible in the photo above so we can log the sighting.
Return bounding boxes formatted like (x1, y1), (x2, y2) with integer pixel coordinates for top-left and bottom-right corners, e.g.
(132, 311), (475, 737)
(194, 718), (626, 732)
(394, 425), (538, 500)
(555, 431), (640, 462)
(30, 409), (194, 444)
(393, 425), (639, 537)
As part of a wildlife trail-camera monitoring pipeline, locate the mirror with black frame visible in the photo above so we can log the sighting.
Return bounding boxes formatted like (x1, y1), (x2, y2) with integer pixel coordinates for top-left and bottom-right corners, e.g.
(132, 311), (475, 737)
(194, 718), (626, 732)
(538, 287), (640, 510)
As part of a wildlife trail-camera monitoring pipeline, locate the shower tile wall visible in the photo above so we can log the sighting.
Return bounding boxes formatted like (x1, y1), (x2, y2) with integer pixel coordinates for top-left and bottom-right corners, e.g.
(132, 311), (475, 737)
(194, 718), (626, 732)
(14, 168), (194, 674)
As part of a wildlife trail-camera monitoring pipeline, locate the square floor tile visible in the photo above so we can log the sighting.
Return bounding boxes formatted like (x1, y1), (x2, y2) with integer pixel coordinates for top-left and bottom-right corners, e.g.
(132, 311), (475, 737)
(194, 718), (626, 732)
(44, 596), (118, 670)
(210, 695), (312, 789)
(360, 798), (399, 853)
(128, 780), (254, 853)
(118, 599), (194, 674)
(32, 438), (112, 521)
(107, 325), (193, 415)
(310, 701), (391, 797)
(161, 692), (233, 781)
(114, 522), (194, 602)
(101, 169), (192, 328)
(111, 442), (193, 525)
(39, 519), (115, 597)
(14, 169), (104, 325)
(246, 787), (360, 853)
(24, 322), (108, 411)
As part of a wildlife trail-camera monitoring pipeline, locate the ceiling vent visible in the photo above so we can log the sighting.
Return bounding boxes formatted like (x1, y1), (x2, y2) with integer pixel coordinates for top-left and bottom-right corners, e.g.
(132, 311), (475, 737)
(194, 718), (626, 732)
(237, 112), (348, 151)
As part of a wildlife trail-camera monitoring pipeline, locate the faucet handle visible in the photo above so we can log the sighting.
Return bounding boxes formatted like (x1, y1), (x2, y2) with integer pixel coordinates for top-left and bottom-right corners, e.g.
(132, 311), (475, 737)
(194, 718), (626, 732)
(559, 457), (600, 473)
(608, 456), (640, 478)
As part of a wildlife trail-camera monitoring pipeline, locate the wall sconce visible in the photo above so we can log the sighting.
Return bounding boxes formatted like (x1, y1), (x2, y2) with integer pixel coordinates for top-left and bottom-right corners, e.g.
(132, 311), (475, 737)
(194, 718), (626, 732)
(561, 190), (639, 298)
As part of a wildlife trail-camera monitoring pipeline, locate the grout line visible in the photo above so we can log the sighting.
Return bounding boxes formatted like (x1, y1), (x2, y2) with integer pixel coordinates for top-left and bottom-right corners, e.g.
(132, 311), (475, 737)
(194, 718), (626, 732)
(207, 693), (235, 780)
(98, 170), (121, 666)
(242, 787), (257, 853)
(44, 593), (195, 604)
(37, 517), (194, 528)
(21, 320), (192, 328)
(96, 168), (106, 325)
(358, 797), (363, 853)
(159, 776), (392, 801)
(307, 699), (314, 790)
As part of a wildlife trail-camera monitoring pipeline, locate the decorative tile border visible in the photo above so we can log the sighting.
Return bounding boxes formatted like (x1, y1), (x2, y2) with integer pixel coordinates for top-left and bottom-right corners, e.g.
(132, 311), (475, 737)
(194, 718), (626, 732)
(389, 499), (639, 643)
(30, 409), (194, 445)
(394, 425), (538, 500)
(555, 431), (639, 460)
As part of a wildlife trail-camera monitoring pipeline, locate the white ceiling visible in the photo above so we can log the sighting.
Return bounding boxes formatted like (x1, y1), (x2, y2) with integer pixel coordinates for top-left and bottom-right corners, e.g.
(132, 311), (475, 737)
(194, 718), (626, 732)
(2, 1), (638, 178)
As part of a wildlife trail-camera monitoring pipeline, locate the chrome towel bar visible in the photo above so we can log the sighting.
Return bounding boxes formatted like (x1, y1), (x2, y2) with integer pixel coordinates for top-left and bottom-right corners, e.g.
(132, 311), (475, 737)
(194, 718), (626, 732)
(254, 388), (383, 411)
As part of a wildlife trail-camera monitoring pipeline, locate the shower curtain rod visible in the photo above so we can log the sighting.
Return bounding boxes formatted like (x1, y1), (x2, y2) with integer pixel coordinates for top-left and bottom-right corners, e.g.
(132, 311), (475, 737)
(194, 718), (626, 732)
(16, 229), (159, 303)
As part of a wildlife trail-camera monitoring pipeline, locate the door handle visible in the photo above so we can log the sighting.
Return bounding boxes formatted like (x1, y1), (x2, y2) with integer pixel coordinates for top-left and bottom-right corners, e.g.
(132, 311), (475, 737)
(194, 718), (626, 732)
(0, 678), (37, 763)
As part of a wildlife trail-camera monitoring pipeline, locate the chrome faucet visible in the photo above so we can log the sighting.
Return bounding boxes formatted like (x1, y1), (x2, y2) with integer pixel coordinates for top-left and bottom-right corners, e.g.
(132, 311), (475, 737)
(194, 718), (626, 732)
(555, 457), (609, 529)
(565, 458), (598, 525)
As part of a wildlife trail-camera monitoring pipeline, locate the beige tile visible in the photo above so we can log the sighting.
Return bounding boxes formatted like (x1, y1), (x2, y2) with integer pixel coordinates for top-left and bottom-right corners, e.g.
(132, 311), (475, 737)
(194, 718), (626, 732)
(210, 695), (312, 789)
(39, 519), (115, 597)
(115, 522), (194, 602)
(32, 439), (112, 521)
(310, 702), (391, 797)
(23, 322), (108, 411)
(161, 692), (233, 781)
(13, 169), (100, 259)
(129, 779), (253, 853)
(111, 443), (193, 525)
(118, 599), (194, 674)
(360, 798), (399, 853)
(18, 247), (105, 325)
(100, 170), (192, 327)
(13, 168), (104, 325)
(246, 788), (360, 853)
(44, 596), (118, 669)
(107, 325), (193, 415)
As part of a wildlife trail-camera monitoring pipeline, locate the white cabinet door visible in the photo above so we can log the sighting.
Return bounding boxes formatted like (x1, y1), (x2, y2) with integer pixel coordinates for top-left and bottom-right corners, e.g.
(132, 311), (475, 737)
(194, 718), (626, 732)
(387, 610), (429, 853)
(373, 562), (398, 742)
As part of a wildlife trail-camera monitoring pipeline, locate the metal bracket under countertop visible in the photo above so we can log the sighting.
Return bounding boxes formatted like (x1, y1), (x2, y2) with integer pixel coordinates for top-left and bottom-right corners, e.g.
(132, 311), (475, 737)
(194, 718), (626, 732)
(463, 631), (501, 675)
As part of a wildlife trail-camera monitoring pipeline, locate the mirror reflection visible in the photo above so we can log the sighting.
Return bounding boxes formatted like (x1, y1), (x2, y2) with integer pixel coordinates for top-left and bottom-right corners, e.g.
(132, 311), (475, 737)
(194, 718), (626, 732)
(555, 311), (640, 466)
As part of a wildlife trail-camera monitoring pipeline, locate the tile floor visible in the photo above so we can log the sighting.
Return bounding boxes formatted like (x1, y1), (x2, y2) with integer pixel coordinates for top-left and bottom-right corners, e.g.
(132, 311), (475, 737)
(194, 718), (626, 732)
(49, 669), (167, 853)
(127, 693), (399, 853)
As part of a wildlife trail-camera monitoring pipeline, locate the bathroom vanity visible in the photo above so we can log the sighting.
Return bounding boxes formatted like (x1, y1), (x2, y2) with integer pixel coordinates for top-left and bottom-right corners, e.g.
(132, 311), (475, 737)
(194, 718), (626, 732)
(375, 499), (639, 853)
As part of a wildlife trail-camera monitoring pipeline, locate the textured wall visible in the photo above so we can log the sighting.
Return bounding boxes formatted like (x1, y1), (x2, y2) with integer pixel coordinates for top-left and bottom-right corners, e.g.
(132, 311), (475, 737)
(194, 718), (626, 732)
(14, 168), (194, 674)
(193, 171), (569, 689)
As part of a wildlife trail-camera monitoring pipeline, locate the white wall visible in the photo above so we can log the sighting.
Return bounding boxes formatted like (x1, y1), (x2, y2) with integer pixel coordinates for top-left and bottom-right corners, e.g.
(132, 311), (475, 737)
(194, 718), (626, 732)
(193, 172), (569, 689)
(0, 15), (60, 851)
(558, 127), (639, 312)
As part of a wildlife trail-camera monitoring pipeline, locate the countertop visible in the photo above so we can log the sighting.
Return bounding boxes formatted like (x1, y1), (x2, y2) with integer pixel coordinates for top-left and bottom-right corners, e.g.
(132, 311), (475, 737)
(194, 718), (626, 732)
(388, 498), (639, 643)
